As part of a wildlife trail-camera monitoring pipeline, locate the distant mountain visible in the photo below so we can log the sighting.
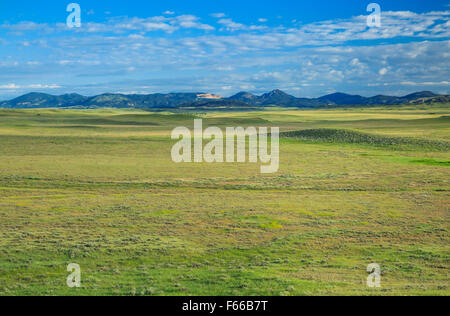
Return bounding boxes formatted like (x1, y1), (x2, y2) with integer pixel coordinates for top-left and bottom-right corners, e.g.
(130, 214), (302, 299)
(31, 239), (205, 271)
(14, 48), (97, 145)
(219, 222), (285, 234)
(228, 92), (259, 104)
(401, 91), (438, 101)
(82, 92), (205, 108)
(0, 92), (207, 109)
(0, 92), (88, 108)
(318, 93), (367, 105)
(228, 90), (326, 107)
(364, 95), (402, 105)
(85, 93), (137, 108)
(259, 89), (299, 105)
(407, 94), (450, 105)
(317, 91), (443, 106)
(0, 90), (448, 109)
(318, 92), (403, 105)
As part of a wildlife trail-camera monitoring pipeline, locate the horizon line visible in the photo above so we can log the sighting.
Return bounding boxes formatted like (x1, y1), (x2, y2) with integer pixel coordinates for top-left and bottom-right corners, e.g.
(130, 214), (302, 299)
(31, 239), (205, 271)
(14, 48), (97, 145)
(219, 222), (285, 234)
(1, 89), (446, 102)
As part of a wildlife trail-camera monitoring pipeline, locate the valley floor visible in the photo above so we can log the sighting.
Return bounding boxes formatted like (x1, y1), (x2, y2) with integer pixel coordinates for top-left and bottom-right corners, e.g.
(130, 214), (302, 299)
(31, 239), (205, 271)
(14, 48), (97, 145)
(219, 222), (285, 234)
(0, 106), (448, 295)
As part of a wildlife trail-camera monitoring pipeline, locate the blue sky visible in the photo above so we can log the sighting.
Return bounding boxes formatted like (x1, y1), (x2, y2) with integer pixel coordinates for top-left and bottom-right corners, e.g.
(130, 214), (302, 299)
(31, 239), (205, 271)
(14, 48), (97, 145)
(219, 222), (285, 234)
(0, 0), (449, 99)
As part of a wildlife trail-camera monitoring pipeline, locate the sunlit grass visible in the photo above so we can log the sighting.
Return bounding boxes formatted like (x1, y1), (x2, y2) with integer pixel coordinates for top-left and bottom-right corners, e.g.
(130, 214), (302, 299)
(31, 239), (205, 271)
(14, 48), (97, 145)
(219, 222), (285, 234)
(0, 107), (448, 296)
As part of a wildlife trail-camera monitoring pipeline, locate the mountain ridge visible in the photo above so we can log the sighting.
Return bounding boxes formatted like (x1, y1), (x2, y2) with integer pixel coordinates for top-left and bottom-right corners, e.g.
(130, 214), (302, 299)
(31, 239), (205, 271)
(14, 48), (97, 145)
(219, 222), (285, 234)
(0, 90), (448, 109)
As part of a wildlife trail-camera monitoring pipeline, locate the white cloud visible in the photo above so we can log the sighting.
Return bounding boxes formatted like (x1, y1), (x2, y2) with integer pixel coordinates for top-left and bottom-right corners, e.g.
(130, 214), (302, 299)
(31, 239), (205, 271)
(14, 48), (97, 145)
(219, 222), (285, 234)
(164, 11), (175, 15)
(27, 84), (61, 89)
(176, 15), (215, 31)
(0, 83), (61, 90)
(215, 66), (234, 71)
(379, 68), (388, 75)
(217, 19), (266, 32)
(0, 84), (20, 89)
(217, 19), (246, 31)
(1, 15), (216, 34)
(211, 13), (226, 18)
(2, 10), (448, 40)
(350, 58), (361, 66)
(400, 81), (450, 86)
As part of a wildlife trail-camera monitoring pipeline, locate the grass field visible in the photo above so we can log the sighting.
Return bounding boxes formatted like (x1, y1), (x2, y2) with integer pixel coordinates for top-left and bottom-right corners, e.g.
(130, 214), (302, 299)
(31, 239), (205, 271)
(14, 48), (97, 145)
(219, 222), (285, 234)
(0, 106), (449, 296)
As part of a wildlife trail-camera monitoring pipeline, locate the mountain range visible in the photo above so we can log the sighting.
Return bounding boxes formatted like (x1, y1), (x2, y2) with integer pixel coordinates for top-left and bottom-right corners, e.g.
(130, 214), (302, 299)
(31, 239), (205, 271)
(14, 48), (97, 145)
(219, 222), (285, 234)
(0, 90), (448, 110)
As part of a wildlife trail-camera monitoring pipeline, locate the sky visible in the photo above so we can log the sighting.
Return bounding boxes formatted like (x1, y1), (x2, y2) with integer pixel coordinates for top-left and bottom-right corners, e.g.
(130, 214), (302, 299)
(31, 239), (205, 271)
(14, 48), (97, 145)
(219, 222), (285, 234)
(0, 0), (449, 100)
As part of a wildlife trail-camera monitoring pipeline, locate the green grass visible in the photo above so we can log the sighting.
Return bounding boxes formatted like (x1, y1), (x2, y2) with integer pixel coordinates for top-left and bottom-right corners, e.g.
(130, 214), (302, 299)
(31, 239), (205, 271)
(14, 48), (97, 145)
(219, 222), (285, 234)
(282, 128), (450, 151)
(0, 107), (449, 296)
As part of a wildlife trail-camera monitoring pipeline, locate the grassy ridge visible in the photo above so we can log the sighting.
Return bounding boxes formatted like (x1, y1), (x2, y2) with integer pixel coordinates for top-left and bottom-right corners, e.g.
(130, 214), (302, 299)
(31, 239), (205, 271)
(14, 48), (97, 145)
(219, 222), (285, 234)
(282, 128), (450, 151)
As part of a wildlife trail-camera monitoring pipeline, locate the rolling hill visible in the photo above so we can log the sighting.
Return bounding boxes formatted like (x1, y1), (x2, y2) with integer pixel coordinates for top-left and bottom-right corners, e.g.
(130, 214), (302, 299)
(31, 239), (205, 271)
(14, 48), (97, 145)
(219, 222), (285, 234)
(0, 92), (88, 108)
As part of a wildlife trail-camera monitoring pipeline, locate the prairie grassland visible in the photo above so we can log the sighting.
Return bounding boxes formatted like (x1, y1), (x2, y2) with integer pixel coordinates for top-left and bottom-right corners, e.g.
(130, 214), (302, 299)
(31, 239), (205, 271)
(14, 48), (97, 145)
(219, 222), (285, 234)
(0, 106), (448, 296)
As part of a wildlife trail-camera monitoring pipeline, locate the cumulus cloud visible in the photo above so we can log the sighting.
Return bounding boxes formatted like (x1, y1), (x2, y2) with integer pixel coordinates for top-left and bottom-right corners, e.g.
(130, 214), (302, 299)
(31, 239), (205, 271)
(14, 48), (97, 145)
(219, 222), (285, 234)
(211, 13), (226, 18)
(2, 10), (448, 39)
(1, 14), (215, 34)
(28, 84), (61, 89)
(400, 81), (450, 86)
(379, 68), (388, 75)
(0, 84), (21, 89)
(176, 15), (215, 31)
(0, 83), (61, 90)
(217, 18), (267, 31)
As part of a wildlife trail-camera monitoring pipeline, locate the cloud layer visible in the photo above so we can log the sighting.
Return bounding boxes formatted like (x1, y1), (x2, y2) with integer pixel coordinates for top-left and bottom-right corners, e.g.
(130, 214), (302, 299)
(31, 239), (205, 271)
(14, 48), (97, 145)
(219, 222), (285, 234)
(0, 9), (449, 99)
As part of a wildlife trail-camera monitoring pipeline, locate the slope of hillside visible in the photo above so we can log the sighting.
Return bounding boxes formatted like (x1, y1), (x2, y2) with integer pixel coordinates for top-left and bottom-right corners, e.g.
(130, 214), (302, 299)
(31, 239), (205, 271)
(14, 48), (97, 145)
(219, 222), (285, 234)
(318, 93), (367, 105)
(0, 93), (88, 108)
(227, 90), (327, 107)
